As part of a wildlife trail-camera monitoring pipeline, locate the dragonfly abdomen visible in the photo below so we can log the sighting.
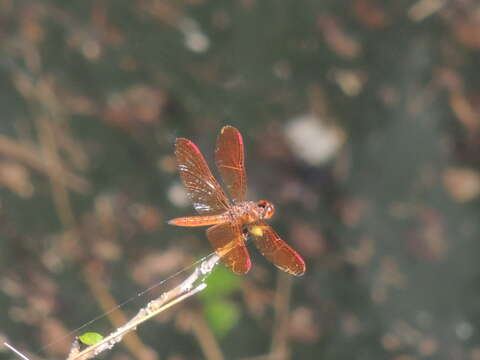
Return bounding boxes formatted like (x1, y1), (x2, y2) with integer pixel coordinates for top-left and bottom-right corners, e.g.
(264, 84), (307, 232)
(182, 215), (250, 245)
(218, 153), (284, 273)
(168, 214), (228, 227)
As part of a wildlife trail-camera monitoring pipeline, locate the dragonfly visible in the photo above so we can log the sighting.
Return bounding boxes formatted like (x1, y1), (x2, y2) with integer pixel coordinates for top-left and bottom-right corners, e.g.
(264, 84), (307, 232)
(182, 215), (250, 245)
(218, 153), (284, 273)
(168, 126), (306, 276)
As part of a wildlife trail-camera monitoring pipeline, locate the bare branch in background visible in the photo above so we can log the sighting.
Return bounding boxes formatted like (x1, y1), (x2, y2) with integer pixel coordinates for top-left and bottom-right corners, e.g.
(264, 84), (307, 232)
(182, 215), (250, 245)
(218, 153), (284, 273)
(0, 135), (89, 193)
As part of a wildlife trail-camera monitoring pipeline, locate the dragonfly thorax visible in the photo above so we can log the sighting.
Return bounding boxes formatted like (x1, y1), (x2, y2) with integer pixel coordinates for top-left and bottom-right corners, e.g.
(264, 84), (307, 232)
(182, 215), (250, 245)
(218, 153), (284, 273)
(230, 200), (275, 224)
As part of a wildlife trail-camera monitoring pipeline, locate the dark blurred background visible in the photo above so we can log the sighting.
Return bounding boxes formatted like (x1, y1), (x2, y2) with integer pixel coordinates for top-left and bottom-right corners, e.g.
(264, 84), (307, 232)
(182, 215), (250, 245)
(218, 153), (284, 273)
(1, 0), (480, 359)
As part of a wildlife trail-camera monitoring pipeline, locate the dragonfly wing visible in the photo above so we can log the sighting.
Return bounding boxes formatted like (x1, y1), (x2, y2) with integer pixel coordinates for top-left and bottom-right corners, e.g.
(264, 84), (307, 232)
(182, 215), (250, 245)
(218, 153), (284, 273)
(207, 222), (251, 274)
(175, 138), (230, 214)
(215, 126), (247, 202)
(249, 221), (306, 276)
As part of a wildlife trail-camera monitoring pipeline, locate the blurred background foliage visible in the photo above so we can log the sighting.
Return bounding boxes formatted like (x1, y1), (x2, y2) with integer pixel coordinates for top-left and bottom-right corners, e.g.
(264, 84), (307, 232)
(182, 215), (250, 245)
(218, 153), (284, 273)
(1, 0), (480, 359)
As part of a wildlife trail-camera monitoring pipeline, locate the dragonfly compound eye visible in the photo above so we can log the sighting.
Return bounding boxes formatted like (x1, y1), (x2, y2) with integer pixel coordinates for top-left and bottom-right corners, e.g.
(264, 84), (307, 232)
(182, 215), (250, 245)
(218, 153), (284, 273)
(257, 200), (275, 219)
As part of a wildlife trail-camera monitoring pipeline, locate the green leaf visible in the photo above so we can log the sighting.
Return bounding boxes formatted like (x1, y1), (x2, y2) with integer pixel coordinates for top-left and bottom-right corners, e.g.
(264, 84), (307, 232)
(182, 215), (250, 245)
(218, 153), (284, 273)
(204, 299), (240, 338)
(200, 266), (242, 300)
(79, 332), (104, 346)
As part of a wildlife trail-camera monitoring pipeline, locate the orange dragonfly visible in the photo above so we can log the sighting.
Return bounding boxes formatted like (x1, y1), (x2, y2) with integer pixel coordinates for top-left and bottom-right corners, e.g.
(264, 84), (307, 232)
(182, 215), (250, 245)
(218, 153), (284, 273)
(168, 126), (306, 276)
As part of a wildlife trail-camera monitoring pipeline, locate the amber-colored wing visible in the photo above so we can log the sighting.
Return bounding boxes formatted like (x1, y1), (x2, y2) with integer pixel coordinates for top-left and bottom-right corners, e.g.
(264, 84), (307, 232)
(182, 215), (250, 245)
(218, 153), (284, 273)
(207, 222), (251, 274)
(175, 138), (230, 214)
(215, 126), (247, 202)
(249, 221), (305, 276)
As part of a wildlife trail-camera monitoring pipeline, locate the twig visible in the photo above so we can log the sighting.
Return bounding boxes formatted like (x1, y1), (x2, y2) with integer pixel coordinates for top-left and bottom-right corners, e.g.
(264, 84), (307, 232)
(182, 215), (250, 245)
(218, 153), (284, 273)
(4, 342), (32, 360)
(67, 253), (220, 360)
(188, 310), (225, 360)
(82, 263), (150, 360)
(408, 0), (447, 21)
(269, 273), (293, 360)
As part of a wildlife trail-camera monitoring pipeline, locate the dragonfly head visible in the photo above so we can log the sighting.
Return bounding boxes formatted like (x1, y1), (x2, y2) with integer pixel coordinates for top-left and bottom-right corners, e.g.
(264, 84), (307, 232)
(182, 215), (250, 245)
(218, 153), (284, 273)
(256, 200), (275, 220)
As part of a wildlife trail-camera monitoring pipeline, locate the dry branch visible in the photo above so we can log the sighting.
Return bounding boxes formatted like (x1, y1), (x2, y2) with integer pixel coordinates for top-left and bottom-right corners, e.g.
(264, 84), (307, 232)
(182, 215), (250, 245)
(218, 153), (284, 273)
(67, 253), (220, 360)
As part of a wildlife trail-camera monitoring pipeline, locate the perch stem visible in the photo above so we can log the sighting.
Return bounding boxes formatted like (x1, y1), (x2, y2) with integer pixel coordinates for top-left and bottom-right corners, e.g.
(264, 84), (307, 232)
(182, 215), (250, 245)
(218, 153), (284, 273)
(67, 252), (220, 360)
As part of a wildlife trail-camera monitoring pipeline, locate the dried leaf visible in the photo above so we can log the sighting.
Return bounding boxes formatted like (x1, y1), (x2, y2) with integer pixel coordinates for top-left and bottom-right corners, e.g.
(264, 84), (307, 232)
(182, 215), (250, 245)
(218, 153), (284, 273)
(353, 0), (389, 28)
(443, 168), (480, 202)
(318, 15), (361, 58)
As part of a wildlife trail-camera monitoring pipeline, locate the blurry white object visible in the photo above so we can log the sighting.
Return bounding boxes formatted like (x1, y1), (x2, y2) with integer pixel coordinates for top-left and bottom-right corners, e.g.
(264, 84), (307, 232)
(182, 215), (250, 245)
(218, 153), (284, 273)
(178, 18), (210, 53)
(168, 181), (189, 207)
(285, 114), (345, 166)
